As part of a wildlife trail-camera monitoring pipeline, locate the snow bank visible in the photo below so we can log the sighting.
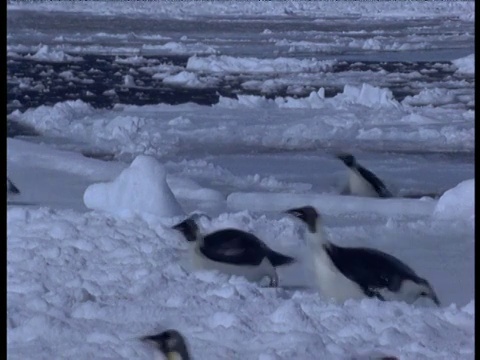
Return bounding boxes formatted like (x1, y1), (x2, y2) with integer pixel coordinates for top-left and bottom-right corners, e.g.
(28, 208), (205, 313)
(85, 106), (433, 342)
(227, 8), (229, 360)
(83, 155), (184, 219)
(142, 41), (217, 55)
(25, 44), (83, 62)
(335, 83), (400, 108)
(452, 54), (475, 75)
(7, 138), (124, 181)
(402, 88), (458, 107)
(347, 38), (431, 52)
(8, 1), (475, 20)
(227, 192), (436, 217)
(162, 71), (217, 88)
(8, 100), (94, 134)
(8, 93), (474, 157)
(218, 84), (400, 109)
(186, 55), (336, 74)
(433, 179), (474, 223)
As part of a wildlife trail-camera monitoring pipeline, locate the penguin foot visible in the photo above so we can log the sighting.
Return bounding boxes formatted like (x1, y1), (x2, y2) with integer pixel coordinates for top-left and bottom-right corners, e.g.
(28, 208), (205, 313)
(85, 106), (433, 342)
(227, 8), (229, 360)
(268, 273), (279, 288)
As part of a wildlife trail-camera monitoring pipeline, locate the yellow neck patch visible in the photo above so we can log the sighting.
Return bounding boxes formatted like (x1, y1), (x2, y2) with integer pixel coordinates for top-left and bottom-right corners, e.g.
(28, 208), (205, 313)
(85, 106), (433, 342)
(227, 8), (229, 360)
(167, 351), (184, 360)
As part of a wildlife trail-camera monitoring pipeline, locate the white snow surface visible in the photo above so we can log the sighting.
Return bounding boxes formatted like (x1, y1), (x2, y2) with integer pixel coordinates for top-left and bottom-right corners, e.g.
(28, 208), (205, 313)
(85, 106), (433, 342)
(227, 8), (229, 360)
(7, 133), (475, 360)
(83, 155), (184, 220)
(7, 2), (475, 360)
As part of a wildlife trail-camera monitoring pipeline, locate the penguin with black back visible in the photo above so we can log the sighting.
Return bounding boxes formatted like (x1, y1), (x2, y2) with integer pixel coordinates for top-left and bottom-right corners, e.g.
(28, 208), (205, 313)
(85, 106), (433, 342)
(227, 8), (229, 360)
(337, 153), (393, 198)
(142, 329), (190, 360)
(172, 216), (295, 287)
(285, 205), (440, 306)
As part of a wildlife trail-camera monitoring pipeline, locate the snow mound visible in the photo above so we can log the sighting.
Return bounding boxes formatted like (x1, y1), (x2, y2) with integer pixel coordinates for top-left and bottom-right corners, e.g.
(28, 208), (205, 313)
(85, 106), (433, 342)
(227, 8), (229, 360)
(8, 100), (94, 134)
(83, 155), (184, 219)
(142, 41), (217, 55)
(217, 84), (399, 109)
(336, 83), (400, 108)
(402, 88), (458, 107)
(433, 179), (474, 223)
(451, 54), (475, 75)
(186, 55), (336, 74)
(162, 71), (216, 88)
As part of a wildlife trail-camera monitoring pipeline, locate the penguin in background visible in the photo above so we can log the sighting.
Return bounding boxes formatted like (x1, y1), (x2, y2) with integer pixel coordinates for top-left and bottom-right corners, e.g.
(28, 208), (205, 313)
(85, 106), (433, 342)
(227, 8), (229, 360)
(336, 153), (393, 198)
(142, 329), (190, 360)
(285, 205), (440, 306)
(172, 216), (296, 287)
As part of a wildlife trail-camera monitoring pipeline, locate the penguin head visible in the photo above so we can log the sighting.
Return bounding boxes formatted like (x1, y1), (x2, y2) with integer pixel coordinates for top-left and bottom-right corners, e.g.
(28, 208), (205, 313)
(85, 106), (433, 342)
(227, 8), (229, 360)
(415, 279), (441, 306)
(400, 278), (440, 306)
(336, 153), (357, 168)
(285, 205), (320, 233)
(142, 329), (190, 360)
(172, 218), (199, 242)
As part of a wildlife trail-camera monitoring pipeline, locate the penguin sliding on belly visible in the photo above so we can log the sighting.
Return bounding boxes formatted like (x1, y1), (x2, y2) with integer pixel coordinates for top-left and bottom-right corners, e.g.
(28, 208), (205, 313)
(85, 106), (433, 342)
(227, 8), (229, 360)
(337, 153), (392, 198)
(172, 217), (295, 287)
(142, 329), (190, 360)
(285, 206), (440, 306)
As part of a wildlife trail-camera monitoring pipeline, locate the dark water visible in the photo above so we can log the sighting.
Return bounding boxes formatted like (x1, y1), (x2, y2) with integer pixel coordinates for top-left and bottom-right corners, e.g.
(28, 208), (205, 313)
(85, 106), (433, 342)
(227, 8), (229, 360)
(7, 54), (472, 117)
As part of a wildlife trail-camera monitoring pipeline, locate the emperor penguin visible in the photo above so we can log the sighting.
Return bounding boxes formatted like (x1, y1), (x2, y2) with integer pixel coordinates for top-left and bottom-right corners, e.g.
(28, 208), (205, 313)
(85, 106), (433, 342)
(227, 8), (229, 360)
(142, 329), (190, 360)
(172, 217), (296, 287)
(337, 153), (392, 198)
(285, 205), (440, 306)
(7, 177), (20, 195)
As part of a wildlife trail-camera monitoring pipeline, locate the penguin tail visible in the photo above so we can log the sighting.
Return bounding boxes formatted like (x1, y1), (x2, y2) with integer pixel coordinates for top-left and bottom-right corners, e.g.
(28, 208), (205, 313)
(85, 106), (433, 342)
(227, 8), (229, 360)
(267, 250), (296, 267)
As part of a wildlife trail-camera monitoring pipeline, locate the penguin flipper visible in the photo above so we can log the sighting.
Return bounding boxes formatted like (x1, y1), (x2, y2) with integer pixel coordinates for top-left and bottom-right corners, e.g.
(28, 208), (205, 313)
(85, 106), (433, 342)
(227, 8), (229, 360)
(364, 287), (386, 301)
(357, 166), (392, 198)
(201, 236), (265, 266)
(266, 250), (296, 267)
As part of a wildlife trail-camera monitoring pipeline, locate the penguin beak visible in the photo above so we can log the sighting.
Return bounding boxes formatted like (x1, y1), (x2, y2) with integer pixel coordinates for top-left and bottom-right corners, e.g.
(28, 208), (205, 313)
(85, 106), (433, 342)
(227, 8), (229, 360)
(284, 208), (303, 218)
(172, 220), (187, 232)
(422, 286), (440, 306)
(172, 219), (198, 242)
(430, 291), (441, 306)
(140, 335), (158, 344)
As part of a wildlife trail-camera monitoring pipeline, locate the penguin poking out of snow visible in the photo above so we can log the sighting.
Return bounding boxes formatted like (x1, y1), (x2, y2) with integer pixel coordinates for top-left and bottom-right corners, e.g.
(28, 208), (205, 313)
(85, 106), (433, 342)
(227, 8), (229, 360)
(142, 329), (190, 360)
(285, 205), (440, 306)
(337, 153), (392, 198)
(172, 216), (295, 287)
(7, 177), (20, 195)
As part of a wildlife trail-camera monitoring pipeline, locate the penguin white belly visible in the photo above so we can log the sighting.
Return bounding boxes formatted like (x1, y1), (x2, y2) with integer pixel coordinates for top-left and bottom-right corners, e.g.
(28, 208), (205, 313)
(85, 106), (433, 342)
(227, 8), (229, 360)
(377, 279), (422, 304)
(348, 169), (379, 198)
(190, 246), (276, 284)
(310, 245), (365, 302)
